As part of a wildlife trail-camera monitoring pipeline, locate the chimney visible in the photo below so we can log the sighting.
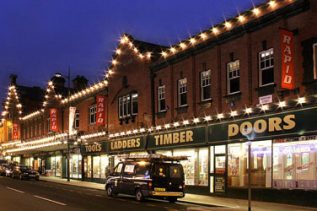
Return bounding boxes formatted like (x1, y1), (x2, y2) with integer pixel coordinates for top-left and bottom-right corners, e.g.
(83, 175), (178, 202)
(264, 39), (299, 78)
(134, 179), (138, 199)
(72, 75), (88, 91)
(10, 74), (17, 86)
(51, 73), (65, 88)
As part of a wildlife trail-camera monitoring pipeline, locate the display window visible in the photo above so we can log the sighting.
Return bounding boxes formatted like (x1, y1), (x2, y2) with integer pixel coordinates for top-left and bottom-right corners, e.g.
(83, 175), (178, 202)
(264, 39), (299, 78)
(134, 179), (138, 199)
(70, 154), (82, 179)
(50, 156), (62, 177)
(173, 147), (208, 186)
(273, 137), (317, 190)
(24, 157), (34, 168)
(87, 155), (110, 179)
(228, 140), (272, 188)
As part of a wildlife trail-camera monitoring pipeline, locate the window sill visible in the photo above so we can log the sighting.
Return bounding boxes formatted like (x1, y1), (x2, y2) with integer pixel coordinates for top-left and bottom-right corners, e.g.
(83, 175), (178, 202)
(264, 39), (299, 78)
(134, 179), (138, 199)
(175, 106), (188, 113)
(256, 83), (276, 96)
(224, 91), (241, 98)
(198, 98), (213, 104)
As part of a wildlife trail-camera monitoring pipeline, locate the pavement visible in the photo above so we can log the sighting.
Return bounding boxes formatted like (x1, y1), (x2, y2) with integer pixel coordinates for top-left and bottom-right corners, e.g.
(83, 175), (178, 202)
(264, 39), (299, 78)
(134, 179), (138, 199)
(41, 176), (317, 211)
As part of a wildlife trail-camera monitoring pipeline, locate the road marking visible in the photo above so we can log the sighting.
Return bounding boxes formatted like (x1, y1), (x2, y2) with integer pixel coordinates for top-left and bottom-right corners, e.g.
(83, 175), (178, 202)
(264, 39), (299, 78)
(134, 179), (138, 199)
(6, 187), (25, 193)
(95, 194), (103, 197)
(33, 195), (67, 206)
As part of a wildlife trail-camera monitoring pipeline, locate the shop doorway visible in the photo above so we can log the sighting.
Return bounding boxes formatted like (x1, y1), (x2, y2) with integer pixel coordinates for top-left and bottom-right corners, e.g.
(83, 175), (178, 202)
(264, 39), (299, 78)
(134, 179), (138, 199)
(210, 145), (227, 193)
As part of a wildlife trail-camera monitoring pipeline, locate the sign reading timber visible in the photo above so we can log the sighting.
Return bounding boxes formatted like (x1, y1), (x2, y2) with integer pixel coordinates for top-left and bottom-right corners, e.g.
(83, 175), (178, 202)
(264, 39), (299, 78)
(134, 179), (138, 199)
(147, 127), (206, 150)
(208, 107), (317, 142)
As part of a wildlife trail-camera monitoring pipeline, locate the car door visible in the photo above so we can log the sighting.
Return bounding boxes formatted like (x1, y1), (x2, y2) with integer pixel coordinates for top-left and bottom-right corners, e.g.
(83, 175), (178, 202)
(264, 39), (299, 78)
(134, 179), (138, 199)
(121, 163), (136, 195)
(112, 163), (124, 193)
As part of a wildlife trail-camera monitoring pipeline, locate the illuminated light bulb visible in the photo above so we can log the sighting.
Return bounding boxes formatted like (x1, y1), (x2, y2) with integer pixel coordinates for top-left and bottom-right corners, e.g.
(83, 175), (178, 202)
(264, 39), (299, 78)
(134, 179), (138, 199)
(133, 129), (139, 133)
(48, 81), (53, 86)
(156, 125), (162, 130)
(161, 51), (168, 58)
(170, 47), (177, 54)
(252, 8), (260, 16)
(138, 54), (144, 59)
(120, 132), (125, 136)
(238, 15), (246, 23)
(173, 122), (180, 127)
(199, 32), (208, 40)
(230, 110), (238, 117)
(278, 101), (286, 108)
(204, 116), (212, 121)
(297, 97), (306, 104)
(189, 38), (197, 45)
(193, 118), (200, 123)
(126, 130), (131, 135)
(120, 36), (129, 44)
(268, 0), (277, 9)
(112, 59), (118, 65)
(133, 47), (138, 53)
(261, 104), (269, 111)
(179, 42), (187, 50)
(164, 123), (170, 129)
(245, 107), (253, 114)
(217, 113), (224, 119)
(224, 21), (232, 29)
(17, 104), (22, 108)
(116, 49), (122, 55)
(183, 120), (189, 125)
(146, 52), (152, 59)
(212, 27), (220, 35)
(140, 128), (146, 133)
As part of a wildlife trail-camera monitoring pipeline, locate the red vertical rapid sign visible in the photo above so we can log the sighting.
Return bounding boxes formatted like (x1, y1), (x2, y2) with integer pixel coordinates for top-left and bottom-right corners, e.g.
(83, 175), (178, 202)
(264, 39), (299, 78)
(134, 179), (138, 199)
(12, 123), (19, 140)
(50, 108), (58, 132)
(280, 29), (295, 90)
(96, 96), (105, 126)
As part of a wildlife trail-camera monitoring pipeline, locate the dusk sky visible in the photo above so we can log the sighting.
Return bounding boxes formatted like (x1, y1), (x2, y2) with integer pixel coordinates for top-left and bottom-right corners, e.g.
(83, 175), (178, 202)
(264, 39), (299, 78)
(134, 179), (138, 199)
(0, 0), (263, 112)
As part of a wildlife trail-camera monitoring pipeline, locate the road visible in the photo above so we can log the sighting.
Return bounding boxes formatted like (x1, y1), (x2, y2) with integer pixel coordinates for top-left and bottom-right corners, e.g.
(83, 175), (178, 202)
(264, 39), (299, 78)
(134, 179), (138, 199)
(0, 176), (223, 211)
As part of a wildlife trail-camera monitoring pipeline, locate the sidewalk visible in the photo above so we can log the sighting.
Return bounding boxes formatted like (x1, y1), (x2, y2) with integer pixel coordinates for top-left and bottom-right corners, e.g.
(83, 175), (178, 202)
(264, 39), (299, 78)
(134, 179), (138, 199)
(41, 176), (316, 211)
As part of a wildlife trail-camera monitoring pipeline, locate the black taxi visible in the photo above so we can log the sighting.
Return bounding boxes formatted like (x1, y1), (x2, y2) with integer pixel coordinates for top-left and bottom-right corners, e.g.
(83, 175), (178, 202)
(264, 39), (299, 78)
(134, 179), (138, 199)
(105, 154), (186, 202)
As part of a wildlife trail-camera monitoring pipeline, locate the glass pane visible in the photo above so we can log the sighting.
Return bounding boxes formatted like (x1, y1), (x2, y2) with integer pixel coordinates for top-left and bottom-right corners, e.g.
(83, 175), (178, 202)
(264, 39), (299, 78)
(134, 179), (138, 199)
(215, 156), (226, 174)
(210, 146), (214, 173)
(198, 148), (208, 186)
(215, 145), (226, 154)
(174, 149), (197, 186)
(93, 156), (101, 178)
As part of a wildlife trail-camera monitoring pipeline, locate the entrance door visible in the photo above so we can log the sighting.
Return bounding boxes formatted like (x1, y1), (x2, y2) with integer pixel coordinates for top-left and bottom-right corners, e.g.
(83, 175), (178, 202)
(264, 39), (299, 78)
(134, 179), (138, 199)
(209, 145), (227, 193)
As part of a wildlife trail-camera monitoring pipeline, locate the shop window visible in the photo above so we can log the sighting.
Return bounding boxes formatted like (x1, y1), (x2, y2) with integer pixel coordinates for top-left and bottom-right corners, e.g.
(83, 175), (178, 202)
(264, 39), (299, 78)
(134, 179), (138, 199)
(50, 156), (62, 177)
(313, 43), (317, 79)
(158, 85), (166, 112)
(101, 155), (109, 179)
(173, 148), (208, 186)
(273, 138), (317, 190)
(259, 48), (274, 86)
(89, 105), (96, 125)
(228, 140), (272, 188)
(227, 60), (240, 94)
(178, 78), (187, 107)
(93, 156), (101, 178)
(75, 111), (80, 129)
(201, 70), (211, 101)
(131, 93), (138, 115)
(70, 154), (82, 179)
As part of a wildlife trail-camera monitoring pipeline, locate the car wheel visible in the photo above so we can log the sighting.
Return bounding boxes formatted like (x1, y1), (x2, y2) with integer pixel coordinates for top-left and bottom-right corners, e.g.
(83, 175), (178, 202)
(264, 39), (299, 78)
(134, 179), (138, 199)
(106, 185), (114, 197)
(168, 197), (177, 203)
(19, 175), (23, 180)
(135, 189), (144, 202)
(35, 177), (40, 181)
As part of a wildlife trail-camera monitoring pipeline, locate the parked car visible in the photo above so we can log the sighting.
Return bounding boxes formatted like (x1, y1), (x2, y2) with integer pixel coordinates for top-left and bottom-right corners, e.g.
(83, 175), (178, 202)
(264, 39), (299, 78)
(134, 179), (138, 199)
(105, 154), (186, 202)
(0, 163), (8, 176)
(11, 165), (40, 181)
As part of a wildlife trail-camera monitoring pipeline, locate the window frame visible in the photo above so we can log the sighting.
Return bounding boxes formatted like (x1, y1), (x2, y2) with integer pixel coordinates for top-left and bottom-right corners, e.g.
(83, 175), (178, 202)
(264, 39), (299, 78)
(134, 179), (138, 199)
(259, 48), (274, 87)
(227, 60), (241, 95)
(200, 69), (212, 101)
(158, 85), (166, 112)
(75, 111), (80, 129)
(131, 93), (138, 116)
(89, 105), (96, 125)
(313, 43), (317, 80)
(178, 78), (188, 107)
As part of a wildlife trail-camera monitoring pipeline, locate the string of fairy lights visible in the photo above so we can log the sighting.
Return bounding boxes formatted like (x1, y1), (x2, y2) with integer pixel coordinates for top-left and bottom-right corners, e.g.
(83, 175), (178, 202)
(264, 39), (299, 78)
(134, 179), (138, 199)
(1, 0), (302, 154)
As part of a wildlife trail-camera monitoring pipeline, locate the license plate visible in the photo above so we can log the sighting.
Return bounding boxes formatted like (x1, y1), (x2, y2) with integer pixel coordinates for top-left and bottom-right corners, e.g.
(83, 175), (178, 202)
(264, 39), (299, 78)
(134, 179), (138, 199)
(154, 188), (166, 192)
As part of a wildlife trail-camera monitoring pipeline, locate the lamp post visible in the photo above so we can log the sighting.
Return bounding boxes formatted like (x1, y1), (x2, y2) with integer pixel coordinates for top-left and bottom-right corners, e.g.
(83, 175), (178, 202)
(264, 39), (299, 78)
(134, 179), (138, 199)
(67, 67), (71, 182)
(247, 140), (251, 211)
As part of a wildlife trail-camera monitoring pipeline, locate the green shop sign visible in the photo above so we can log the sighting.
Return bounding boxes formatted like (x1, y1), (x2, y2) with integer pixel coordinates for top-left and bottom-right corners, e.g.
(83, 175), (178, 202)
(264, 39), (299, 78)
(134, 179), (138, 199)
(208, 106), (317, 142)
(107, 136), (146, 153)
(148, 126), (206, 150)
(81, 142), (107, 155)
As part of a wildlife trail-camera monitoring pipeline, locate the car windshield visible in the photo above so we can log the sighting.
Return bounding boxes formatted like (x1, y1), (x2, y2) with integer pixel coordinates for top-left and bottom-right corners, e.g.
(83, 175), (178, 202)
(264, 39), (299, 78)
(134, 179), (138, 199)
(19, 166), (31, 171)
(154, 163), (183, 178)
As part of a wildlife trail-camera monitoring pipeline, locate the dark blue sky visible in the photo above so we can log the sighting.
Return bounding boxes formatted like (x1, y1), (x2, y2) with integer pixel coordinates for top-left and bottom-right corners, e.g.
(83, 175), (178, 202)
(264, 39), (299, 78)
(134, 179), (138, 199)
(0, 0), (264, 112)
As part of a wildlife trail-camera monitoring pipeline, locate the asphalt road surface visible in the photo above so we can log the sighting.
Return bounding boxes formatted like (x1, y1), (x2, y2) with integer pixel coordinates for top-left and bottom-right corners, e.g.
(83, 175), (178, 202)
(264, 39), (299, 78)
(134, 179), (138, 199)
(0, 176), (223, 211)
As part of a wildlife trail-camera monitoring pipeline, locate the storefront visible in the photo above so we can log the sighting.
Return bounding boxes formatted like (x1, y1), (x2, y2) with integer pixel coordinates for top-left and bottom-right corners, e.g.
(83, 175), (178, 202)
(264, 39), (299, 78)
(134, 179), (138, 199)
(206, 106), (317, 195)
(107, 135), (147, 167)
(81, 142), (108, 183)
(148, 126), (209, 187)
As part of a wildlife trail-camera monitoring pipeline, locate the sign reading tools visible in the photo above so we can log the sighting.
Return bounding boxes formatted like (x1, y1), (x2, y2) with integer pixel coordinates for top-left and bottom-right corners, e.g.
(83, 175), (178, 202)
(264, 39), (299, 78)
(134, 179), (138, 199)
(49, 108), (58, 132)
(96, 96), (105, 126)
(280, 29), (295, 90)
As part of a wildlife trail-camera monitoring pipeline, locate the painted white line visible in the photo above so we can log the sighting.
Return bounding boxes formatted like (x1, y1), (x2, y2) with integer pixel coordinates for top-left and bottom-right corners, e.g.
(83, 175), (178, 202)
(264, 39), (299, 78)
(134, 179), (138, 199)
(6, 187), (25, 193)
(33, 195), (67, 206)
(95, 194), (103, 197)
